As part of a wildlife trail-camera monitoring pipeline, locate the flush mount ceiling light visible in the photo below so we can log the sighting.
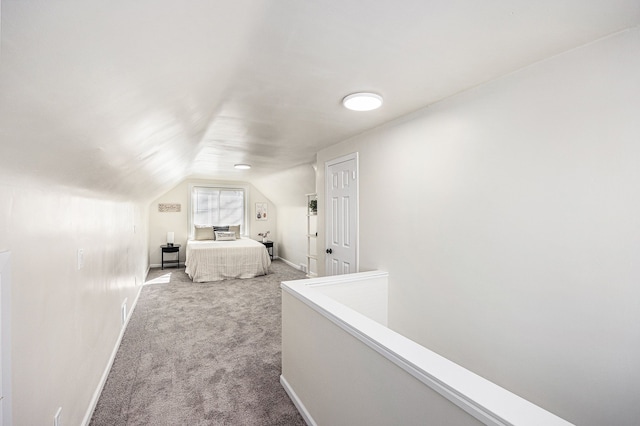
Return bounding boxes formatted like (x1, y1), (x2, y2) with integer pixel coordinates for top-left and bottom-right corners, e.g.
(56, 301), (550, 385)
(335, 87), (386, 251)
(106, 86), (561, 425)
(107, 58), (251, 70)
(234, 164), (251, 170)
(342, 92), (383, 111)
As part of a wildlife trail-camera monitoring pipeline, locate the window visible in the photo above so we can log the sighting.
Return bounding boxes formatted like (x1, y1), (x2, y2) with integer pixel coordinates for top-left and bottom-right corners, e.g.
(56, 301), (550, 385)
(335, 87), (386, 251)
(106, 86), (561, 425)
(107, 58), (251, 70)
(189, 185), (247, 237)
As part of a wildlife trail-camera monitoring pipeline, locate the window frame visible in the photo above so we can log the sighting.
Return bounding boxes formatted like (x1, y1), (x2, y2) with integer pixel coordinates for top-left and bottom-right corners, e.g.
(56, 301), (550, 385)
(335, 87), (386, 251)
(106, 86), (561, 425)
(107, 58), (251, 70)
(188, 183), (249, 240)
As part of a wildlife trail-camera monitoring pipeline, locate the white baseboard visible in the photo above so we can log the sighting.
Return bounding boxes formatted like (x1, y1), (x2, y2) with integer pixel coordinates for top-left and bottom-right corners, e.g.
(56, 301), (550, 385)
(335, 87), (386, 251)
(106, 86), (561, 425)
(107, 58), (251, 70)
(149, 262), (184, 269)
(81, 285), (143, 426)
(279, 257), (303, 271)
(280, 375), (316, 426)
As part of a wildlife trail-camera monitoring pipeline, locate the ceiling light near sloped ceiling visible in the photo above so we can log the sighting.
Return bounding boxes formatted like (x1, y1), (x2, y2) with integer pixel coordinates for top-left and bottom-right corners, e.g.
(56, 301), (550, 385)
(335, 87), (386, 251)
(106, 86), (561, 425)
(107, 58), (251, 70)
(234, 164), (251, 170)
(342, 92), (383, 111)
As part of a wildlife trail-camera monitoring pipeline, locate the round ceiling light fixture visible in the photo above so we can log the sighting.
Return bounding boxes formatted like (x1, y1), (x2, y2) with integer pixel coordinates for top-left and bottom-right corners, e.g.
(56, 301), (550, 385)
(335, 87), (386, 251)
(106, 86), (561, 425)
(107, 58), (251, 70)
(342, 92), (383, 111)
(234, 163), (251, 170)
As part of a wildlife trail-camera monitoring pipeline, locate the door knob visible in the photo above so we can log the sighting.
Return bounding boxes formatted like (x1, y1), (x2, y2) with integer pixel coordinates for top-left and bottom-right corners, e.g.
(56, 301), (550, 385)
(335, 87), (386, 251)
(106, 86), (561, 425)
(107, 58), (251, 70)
(326, 248), (333, 254)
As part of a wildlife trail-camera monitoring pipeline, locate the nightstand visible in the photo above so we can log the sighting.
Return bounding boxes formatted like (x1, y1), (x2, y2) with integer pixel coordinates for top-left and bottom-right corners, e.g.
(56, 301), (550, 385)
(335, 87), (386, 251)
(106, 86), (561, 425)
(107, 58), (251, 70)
(260, 240), (274, 260)
(161, 244), (181, 269)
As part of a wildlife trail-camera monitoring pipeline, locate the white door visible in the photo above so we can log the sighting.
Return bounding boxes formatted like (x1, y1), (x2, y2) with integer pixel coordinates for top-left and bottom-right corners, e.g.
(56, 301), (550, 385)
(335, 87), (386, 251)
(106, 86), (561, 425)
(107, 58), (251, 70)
(325, 153), (358, 275)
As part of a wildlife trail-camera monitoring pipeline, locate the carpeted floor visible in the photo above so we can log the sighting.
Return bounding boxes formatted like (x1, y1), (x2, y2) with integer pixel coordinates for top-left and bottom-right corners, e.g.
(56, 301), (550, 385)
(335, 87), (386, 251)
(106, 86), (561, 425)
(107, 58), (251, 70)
(90, 260), (307, 426)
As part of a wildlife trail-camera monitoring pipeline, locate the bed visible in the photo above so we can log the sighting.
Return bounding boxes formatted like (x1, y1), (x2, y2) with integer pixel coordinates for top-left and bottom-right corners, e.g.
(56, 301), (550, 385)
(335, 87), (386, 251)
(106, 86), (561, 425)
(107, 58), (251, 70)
(185, 237), (271, 282)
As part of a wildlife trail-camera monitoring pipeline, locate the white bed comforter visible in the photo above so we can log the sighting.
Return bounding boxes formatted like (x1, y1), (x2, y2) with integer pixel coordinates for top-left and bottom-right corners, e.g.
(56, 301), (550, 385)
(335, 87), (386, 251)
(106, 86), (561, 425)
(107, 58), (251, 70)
(185, 238), (271, 282)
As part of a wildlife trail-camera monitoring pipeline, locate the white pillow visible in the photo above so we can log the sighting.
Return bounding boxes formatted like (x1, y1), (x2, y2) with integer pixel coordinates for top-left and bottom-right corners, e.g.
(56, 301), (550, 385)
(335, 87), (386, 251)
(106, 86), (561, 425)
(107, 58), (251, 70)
(228, 224), (241, 239)
(213, 225), (229, 240)
(215, 231), (236, 241)
(194, 225), (214, 240)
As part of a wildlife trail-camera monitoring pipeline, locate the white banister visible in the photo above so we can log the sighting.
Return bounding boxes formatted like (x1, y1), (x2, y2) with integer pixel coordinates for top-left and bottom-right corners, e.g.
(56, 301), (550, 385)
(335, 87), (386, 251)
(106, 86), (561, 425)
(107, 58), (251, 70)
(281, 272), (573, 426)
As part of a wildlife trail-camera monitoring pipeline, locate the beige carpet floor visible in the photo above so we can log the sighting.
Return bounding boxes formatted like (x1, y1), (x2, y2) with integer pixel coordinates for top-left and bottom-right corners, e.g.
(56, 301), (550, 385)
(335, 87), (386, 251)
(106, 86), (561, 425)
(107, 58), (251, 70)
(90, 260), (307, 426)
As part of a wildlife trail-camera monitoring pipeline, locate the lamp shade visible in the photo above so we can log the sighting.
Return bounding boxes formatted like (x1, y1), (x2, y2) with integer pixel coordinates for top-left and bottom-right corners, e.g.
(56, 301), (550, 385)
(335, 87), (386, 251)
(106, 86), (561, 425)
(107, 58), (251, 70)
(167, 232), (175, 245)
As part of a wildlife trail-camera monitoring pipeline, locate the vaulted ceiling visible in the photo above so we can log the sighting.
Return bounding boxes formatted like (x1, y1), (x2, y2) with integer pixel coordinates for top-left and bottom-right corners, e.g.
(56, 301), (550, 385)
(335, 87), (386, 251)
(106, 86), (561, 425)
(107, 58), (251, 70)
(1, 1), (638, 201)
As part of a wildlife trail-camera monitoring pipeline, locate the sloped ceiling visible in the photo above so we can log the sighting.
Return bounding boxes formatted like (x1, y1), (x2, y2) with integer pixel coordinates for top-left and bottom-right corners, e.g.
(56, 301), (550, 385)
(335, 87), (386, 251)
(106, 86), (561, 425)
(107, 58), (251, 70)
(1, 1), (639, 202)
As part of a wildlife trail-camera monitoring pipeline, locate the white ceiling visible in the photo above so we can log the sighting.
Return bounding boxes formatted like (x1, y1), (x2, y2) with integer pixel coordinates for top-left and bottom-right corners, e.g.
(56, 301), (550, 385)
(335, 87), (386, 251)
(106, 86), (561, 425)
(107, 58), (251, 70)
(1, 0), (639, 199)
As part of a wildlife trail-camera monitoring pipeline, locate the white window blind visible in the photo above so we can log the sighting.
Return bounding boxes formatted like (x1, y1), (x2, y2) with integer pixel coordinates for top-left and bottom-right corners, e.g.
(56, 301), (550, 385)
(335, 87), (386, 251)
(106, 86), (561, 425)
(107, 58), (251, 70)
(192, 187), (245, 227)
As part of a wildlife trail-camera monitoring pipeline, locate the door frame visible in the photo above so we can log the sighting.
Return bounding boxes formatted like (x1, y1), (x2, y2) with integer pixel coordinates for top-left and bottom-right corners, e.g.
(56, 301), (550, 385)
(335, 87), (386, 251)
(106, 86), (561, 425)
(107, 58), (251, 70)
(0, 251), (12, 426)
(324, 152), (359, 275)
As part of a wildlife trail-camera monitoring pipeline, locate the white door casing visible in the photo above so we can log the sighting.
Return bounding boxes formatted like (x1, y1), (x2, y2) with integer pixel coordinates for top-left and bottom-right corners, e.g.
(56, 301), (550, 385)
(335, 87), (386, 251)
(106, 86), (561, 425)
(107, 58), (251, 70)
(0, 268), (2, 426)
(0, 251), (11, 426)
(325, 153), (358, 275)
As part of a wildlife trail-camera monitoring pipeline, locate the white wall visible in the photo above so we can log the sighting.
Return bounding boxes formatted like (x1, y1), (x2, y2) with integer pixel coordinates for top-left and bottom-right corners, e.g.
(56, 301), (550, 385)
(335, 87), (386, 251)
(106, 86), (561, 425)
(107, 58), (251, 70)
(316, 28), (640, 426)
(281, 290), (483, 426)
(252, 163), (317, 270)
(148, 178), (276, 266)
(0, 173), (147, 425)
(275, 205), (308, 268)
(309, 272), (389, 326)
